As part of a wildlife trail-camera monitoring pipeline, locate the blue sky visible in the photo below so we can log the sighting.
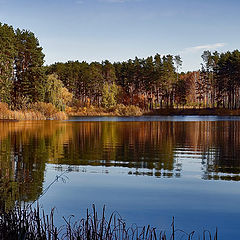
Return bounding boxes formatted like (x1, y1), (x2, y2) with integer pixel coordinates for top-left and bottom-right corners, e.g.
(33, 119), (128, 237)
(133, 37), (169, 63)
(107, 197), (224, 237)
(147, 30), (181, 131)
(0, 0), (239, 71)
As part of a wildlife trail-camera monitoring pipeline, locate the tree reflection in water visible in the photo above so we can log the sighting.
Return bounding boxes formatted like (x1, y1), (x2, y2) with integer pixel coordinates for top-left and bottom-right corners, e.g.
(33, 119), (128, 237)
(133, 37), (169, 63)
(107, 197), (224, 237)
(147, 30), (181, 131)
(0, 119), (240, 209)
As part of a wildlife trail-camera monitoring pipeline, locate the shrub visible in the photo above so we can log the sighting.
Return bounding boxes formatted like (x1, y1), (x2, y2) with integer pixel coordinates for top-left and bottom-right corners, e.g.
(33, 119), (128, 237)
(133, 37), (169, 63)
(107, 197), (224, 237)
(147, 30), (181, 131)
(0, 102), (9, 112)
(0, 102), (12, 119)
(114, 104), (143, 116)
(31, 102), (58, 119)
(13, 96), (31, 110)
(51, 111), (68, 120)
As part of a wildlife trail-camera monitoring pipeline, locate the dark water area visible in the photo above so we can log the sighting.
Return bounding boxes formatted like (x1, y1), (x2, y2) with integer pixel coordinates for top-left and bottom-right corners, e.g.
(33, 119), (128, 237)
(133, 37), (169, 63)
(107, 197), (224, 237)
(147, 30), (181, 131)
(0, 116), (240, 239)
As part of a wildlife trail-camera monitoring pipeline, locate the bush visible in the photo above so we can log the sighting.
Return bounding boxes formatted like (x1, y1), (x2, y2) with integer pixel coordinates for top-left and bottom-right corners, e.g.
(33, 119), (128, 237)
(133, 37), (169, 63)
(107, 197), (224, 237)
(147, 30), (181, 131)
(51, 111), (68, 120)
(31, 102), (58, 119)
(0, 102), (12, 119)
(0, 102), (9, 112)
(66, 104), (143, 117)
(114, 104), (143, 116)
(66, 105), (111, 117)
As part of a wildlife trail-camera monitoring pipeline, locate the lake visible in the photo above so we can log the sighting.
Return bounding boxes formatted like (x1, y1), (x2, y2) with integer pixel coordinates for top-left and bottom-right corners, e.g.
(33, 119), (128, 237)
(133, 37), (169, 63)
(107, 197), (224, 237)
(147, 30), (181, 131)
(0, 116), (240, 239)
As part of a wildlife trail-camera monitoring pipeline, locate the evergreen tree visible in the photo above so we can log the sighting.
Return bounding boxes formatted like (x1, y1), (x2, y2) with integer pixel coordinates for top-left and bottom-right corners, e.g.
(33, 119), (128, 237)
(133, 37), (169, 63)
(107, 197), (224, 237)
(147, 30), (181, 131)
(0, 23), (16, 104)
(14, 29), (46, 106)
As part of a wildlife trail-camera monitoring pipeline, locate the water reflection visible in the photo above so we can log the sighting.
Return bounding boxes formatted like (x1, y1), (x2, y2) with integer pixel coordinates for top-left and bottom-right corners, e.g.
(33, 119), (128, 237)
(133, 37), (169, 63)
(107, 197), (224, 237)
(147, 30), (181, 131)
(0, 119), (240, 209)
(0, 121), (68, 210)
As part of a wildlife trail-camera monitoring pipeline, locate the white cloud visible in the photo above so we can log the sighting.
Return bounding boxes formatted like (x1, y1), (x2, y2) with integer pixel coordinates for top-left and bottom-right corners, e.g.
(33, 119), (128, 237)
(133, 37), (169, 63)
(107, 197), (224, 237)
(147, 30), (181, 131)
(182, 43), (226, 54)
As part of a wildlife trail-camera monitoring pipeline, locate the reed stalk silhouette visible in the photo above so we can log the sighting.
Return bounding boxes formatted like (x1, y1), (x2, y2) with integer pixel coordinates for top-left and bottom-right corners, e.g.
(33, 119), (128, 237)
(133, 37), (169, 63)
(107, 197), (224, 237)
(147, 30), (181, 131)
(0, 204), (218, 240)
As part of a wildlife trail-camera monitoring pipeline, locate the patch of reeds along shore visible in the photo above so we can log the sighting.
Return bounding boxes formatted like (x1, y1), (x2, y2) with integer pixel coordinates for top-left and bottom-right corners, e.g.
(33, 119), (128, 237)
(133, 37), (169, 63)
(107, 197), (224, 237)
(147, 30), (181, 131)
(0, 205), (218, 240)
(0, 102), (68, 121)
(66, 104), (143, 117)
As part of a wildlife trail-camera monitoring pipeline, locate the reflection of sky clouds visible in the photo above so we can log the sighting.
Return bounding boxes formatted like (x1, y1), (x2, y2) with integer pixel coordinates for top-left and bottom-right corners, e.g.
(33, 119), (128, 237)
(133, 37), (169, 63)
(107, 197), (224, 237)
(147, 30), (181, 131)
(42, 163), (240, 239)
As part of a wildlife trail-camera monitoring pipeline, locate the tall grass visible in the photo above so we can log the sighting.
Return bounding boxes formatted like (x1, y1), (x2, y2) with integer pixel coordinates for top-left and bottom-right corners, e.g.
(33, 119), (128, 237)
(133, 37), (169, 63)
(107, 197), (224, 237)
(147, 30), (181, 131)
(0, 102), (68, 121)
(0, 205), (218, 240)
(113, 104), (143, 116)
(66, 104), (143, 117)
(66, 105), (110, 117)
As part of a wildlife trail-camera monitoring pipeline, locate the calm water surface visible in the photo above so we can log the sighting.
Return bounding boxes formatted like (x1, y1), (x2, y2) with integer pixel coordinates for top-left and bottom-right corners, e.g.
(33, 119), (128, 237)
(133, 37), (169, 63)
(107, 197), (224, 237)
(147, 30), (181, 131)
(1, 116), (240, 239)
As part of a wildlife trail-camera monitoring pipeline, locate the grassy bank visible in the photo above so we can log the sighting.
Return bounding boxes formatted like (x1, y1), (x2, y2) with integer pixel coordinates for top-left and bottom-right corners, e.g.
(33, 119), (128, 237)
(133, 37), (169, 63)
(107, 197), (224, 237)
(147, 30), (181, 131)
(2, 101), (240, 121)
(66, 104), (143, 117)
(67, 106), (240, 118)
(0, 205), (218, 240)
(0, 102), (143, 121)
(0, 102), (68, 121)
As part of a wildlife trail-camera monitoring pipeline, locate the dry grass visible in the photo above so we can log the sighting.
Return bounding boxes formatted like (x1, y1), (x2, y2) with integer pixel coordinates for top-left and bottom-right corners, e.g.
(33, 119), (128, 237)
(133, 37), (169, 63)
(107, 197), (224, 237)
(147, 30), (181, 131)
(0, 102), (68, 121)
(51, 111), (68, 120)
(31, 102), (58, 119)
(66, 105), (111, 117)
(66, 104), (143, 117)
(9, 110), (46, 120)
(113, 104), (143, 116)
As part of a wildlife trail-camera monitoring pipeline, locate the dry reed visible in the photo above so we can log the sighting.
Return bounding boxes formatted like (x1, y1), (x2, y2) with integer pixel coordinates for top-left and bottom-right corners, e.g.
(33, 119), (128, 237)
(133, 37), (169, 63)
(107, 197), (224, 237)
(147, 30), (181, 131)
(66, 104), (143, 117)
(0, 102), (68, 121)
(0, 205), (218, 240)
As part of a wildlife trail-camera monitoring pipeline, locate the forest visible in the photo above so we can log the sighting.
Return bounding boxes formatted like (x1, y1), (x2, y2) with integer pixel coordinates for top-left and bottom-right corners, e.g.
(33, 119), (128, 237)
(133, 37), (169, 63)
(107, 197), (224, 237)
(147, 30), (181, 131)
(1, 22), (240, 119)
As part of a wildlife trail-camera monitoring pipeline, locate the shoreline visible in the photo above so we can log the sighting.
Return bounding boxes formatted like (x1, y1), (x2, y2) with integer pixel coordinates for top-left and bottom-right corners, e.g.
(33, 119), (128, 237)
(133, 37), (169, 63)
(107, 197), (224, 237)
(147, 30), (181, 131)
(68, 108), (240, 118)
(1, 108), (240, 121)
(146, 108), (240, 116)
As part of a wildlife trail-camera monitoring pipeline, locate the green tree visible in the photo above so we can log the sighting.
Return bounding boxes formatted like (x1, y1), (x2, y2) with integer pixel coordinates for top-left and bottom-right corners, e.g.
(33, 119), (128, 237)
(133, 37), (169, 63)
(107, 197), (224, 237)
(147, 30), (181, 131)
(0, 23), (16, 104)
(162, 55), (176, 107)
(88, 62), (105, 105)
(175, 79), (187, 108)
(174, 55), (182, 82)
(45, 74), (64, 110)
(102, 60), (116, 83)
(14, 29), (46, 107)
(101, 82), (119, 108)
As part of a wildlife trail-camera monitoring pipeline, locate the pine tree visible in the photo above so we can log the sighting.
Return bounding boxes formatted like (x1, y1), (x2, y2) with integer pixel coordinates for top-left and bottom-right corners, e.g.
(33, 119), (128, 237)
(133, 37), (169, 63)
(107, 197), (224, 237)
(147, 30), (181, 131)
(0, 23), (16, 104)
(14, 29), (46, 107)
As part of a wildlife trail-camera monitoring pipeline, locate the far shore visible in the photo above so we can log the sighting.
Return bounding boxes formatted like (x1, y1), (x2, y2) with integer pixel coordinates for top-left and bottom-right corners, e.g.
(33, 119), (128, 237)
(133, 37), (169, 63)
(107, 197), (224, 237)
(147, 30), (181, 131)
(67, 107), (240, 117)
(1, 107), (240, 121)
(145, 108), (240, 116)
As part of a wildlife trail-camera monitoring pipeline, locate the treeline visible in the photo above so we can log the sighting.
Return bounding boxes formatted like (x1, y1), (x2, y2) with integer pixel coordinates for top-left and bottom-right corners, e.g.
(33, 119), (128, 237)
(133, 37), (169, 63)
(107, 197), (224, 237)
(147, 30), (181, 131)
(2, 21), (240, 111)
(47, 55), (182, 109)
(198, 50), (240, 109)
(47, 51), (240, 110)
